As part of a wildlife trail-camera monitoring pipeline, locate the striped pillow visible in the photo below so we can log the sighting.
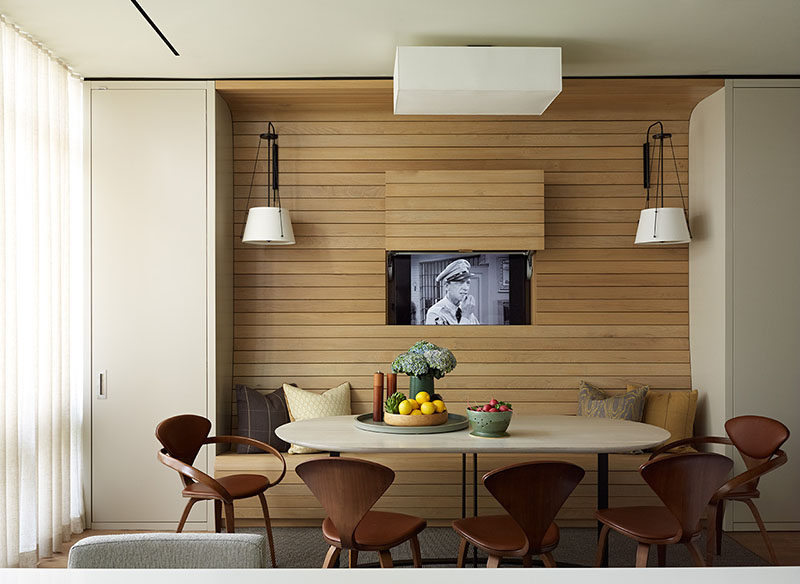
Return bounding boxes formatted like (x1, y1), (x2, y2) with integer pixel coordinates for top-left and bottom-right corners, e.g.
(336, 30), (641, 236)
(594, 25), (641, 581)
(235, 385), (290, 453)
(577, 381), (648, 422)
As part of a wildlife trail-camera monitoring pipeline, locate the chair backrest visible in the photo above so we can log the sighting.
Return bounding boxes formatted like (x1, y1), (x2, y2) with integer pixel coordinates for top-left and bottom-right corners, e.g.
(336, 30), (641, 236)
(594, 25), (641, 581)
(68, 533), (267, 568)
(156, 414), (211, 486)
(725, 415), (789, 489)
(483, 460), (585, 554)
(640, 452), (732, 539)
(296, 457), (394, 549)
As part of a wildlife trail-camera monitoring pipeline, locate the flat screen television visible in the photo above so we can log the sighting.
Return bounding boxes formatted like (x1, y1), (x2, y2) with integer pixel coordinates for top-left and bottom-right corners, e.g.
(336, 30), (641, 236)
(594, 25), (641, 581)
(387, 252), (531, 325)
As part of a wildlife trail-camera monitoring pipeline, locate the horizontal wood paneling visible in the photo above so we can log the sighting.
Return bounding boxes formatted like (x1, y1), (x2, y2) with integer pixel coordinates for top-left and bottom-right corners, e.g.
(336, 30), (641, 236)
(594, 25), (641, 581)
(385, 169), (544, 250)
(220, 78), (722, 526)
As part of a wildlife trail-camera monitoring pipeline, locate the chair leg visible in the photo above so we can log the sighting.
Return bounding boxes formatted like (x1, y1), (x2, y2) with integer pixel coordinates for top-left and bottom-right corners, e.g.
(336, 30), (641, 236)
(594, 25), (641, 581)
(456, 538), (468, 568)
(541, 552), (557, 568)
(176, 498), (199, 533)
(348, 550), (358, 568)
(657, 545), (666, 567)
(745, 498), (779, 565)
(635, 543), (650, 568)
(523, 555), (533, 567)
(378, 549), (393, 568)
(595, 524), (610, 567)
(486, 555), (501, 568)
(214, 500), (222, 533)
(684, 541), (705, 567)
(706, 502), (718, 566)
(715, 500), (726, 555)
(409, 535), (422, 568)
(257, 492), (277, 568)
(223, 502), (235, 533)
(322, 546), (341, 569)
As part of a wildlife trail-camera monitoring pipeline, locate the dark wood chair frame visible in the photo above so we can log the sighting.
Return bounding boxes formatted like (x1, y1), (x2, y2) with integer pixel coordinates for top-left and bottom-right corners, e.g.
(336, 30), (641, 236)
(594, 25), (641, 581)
(453, 460), (585, 569)
(156, 416), (286, 567)
(595, 452), (733, 568)
(296, 457), (426, 568)
(649, 418), (789, 565)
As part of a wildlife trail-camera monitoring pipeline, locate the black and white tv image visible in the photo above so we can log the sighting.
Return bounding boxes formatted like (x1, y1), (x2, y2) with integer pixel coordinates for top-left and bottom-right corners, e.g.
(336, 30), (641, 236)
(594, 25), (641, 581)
(387, 252), (531, 326)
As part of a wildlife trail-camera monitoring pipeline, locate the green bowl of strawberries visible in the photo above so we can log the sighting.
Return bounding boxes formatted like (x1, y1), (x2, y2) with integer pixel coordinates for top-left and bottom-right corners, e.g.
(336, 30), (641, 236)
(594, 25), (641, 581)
(466, 399), (513, 437)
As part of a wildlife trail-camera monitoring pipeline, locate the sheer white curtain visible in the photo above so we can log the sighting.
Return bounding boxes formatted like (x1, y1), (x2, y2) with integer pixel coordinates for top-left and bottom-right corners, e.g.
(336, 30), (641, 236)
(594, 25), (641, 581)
(0, 15), (84, 568)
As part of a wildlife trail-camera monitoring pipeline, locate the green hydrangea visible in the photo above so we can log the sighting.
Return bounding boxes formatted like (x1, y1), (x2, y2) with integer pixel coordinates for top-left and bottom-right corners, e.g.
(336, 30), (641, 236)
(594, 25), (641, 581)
(391, 340), (457, 379)
(391, 352), (429, 376)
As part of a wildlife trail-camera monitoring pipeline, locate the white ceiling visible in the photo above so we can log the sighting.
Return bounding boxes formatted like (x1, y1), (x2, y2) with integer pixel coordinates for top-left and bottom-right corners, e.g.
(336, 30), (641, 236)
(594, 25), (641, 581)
(2, 0), (799, 79)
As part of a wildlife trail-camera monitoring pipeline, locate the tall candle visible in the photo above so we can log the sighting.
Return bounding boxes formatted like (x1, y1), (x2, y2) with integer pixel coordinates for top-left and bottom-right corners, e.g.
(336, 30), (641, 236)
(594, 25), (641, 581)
(387, 373), (397, 397)
(372, 371), (384, 422)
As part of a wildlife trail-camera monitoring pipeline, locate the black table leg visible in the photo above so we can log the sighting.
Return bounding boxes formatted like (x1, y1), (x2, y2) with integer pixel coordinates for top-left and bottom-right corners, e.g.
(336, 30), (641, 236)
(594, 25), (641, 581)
(597, 452), (609, 567)
(461, 453), (466, 519)
(473, 453), (478, 568)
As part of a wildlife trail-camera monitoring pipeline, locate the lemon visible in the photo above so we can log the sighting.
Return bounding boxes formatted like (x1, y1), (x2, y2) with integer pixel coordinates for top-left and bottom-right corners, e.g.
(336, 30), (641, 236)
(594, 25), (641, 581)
(432, 399), (446, 413)
(406, 398), (419, 410)
(410, 409), (423, 416)
(397, 400), (414, 415)
(420, 402), (436, 415)
(415, 391), (431, 404)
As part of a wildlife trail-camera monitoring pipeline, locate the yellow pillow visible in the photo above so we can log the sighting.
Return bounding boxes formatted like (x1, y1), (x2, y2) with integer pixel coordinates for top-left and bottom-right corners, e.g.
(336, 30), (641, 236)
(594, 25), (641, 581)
(283, 382), (351, 454)
(632, 386), (698, 448)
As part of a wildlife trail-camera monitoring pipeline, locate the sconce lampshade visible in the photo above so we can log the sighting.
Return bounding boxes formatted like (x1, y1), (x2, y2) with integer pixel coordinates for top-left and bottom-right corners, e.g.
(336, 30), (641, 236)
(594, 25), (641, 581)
(634, 208), (691, 245)
(242, 206), (295, 245)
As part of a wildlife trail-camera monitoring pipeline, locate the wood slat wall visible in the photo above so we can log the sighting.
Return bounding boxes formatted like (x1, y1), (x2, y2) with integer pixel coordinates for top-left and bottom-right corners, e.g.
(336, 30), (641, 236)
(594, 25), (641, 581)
(218, 78), (722, 526)
(385, 169), (545, 250)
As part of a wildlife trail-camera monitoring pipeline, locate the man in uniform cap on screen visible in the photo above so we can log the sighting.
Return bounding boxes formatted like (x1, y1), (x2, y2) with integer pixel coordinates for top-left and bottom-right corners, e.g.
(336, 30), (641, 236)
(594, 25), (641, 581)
(425, 259), (480, 325)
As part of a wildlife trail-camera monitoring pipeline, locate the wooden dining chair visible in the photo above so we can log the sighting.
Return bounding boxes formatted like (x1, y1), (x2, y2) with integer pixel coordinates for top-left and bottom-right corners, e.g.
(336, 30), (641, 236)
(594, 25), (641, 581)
(295, 457), (427, 568)
(155, 414), (286, 567)
(648, 415), (789, 565)
(595, 452), (732, 567)
(452, 461), (585, 568)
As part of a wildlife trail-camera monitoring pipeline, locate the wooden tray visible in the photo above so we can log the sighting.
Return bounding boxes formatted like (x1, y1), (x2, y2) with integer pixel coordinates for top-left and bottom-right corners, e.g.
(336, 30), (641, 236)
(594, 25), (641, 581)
(384, 411), (448, 426)
(354, 413), (469, 434)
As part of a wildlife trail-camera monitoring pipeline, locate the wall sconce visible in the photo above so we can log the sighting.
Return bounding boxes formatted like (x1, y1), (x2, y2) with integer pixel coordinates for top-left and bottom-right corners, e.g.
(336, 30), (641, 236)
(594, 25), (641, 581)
(634, 121), (691, 245)
(242, 122), (295, 245)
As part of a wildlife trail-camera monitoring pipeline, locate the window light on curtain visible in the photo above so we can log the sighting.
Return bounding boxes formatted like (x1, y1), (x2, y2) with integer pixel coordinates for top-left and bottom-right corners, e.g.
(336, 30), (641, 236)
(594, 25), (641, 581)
(0, 14), (85, 568)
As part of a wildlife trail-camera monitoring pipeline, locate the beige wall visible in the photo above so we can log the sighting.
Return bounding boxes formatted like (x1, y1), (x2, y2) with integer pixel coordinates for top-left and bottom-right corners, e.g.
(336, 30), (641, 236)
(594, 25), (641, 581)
(688, 87), (727, 439)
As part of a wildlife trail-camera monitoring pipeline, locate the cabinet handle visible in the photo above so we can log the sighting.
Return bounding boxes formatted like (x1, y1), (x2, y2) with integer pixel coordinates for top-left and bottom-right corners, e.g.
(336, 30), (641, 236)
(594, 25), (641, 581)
(97, 370), (107, 400)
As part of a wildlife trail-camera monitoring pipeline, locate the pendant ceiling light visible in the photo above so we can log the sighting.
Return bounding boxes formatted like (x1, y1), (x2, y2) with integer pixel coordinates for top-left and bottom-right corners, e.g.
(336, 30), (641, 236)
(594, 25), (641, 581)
(634, 121), (691, 245)
(393, 46), (562, 115)
(242, 122), (295, 245)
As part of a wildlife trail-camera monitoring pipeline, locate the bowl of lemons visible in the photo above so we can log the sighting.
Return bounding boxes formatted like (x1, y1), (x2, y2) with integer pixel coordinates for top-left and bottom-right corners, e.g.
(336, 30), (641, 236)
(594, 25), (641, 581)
(384, 391), (448, 426)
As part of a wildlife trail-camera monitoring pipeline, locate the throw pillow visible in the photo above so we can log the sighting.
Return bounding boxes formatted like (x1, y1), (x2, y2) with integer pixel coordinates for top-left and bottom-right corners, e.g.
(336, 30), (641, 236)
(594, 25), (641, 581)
(577, 381), (648, 422)
(283, 382), (352, 454)
(234, 385), (291, 453)
(634, 385), (698, 449)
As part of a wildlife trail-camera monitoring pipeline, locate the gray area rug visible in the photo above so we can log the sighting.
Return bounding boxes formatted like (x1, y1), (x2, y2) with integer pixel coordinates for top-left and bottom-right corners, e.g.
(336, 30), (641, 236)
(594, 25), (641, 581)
(243, 527), (767, 568)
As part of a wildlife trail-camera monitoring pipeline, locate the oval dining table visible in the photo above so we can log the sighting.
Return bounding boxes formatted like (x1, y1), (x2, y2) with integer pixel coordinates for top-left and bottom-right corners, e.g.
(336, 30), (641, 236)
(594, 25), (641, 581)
(276, 414), (670, 567)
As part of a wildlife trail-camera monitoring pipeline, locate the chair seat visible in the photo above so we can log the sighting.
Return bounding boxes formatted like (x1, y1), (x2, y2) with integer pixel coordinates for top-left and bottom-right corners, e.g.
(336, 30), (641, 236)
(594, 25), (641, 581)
(596, 506), (684, 543)
(452, 514), (559, 555)
(322, 511), (426, 551)
(183, 474), (269, 500)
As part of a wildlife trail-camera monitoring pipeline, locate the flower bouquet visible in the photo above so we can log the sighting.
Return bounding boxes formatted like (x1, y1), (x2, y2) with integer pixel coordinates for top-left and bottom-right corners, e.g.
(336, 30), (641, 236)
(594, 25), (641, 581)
(391, 340), (457, 399)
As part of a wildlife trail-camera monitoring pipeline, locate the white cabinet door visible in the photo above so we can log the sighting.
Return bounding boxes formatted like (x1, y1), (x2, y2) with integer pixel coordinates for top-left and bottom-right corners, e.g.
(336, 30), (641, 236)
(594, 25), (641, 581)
(732, 86), (800, 528)
(91, 87), (208, 526)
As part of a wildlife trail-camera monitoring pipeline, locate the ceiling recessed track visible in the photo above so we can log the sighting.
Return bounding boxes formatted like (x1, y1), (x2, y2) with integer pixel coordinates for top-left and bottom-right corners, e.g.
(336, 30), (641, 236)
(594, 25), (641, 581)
(130, 0), (180, 56)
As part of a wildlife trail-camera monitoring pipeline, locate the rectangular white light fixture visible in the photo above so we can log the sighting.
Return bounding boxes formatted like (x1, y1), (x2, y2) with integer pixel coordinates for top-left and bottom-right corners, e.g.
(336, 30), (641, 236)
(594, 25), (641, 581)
(393, 46), (562, 116)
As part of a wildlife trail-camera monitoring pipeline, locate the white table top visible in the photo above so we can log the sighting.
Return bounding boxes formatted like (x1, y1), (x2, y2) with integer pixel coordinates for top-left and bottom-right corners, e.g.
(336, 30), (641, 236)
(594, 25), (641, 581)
(275, 414), (671, 454)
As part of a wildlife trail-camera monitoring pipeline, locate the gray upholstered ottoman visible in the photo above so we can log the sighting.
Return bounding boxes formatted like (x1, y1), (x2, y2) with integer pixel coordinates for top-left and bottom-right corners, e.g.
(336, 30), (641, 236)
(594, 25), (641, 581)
(67, 533), (267, 568)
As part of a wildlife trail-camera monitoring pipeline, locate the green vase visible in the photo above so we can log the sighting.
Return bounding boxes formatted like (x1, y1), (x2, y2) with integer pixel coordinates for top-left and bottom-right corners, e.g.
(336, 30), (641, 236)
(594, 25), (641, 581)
(408, 374), (434, 400)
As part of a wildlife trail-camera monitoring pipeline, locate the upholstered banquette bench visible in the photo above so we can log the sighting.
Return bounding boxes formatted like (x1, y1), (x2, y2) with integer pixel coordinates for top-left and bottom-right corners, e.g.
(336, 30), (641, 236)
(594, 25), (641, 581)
(215, 384), (697, 527)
